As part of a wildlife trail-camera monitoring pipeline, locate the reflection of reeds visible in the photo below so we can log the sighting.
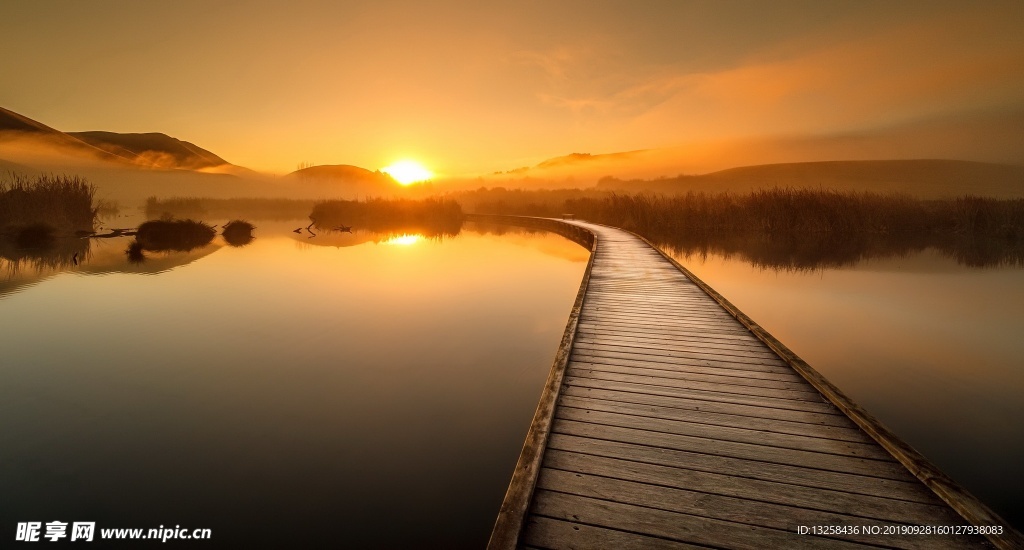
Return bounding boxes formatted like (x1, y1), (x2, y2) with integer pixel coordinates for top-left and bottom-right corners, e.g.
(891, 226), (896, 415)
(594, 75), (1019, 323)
(0, 173), (96, 232)
(136, 219), (216, 252)
(146, 197), (314, 221)
(310, 198), (463, 238)
(222, 220), (255, 247)
(125, 240), (145, 264)
(0, 233), (90, 274)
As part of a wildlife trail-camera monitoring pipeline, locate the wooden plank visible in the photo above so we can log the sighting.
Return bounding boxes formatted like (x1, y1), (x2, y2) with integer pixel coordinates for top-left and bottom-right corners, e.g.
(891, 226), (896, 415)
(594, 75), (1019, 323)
(553, 419), (913, 479)
(566, 366), (825, 402)
(537, 463), (978, 548)
(573, 337), (782, 361)
(576, 321), (760, 342)
(561, 383), (851, 427)
(555, 406), (894, 461)
(563, 376), (838, 415)
(567, 355), (805, 383)
(568, 359), (819, 393)
(579, 314), (753, 333)
(530, 490), (873, 550)
(520, 516), (707, 550)
(574, 329), (773, 352)
(570, 348), (791, 373)
(547, 433), (939, 503)
(557, 393), (873, 444)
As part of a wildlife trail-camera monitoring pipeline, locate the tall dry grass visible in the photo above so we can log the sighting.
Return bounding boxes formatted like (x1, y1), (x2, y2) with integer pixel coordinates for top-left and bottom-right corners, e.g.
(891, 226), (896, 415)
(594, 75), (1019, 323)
(560, 190), (1024, 238)
(0, 173), (96, 232)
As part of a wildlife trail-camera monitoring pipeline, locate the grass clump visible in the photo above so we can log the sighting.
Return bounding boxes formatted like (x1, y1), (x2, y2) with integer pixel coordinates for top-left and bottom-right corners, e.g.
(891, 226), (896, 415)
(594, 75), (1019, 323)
(135, 219), (216, 252)
(221, 219), (255, 247)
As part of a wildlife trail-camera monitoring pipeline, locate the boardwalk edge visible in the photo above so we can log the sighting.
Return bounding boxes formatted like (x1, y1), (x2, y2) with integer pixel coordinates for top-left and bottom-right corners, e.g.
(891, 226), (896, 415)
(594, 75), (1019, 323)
(473, 215), (598, 550)
(622, 226), (1024, 550)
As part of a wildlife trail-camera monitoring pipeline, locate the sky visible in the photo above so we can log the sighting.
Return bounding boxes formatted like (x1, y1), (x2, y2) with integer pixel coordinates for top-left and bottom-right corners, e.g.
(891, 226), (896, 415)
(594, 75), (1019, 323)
(2, 1), (1023, 175)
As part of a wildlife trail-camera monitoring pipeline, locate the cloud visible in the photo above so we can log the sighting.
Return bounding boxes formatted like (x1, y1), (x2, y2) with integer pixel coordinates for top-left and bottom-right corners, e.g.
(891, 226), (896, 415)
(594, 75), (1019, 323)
(532, 6), (1024, 151)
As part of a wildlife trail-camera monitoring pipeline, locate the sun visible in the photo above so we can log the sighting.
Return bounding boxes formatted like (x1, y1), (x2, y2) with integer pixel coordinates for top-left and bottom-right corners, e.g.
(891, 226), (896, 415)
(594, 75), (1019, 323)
(381, 160), (433, 185)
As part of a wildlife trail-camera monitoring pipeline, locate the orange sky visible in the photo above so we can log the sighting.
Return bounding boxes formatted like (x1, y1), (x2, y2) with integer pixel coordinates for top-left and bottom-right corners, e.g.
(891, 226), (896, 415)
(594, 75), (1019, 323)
(2, 1), (1023, 175)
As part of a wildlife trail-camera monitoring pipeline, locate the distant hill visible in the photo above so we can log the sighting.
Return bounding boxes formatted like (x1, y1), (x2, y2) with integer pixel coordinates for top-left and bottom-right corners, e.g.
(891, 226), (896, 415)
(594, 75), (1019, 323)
(0, 106), (133, 163)
(1, 106), (235, 171)
(595, 159), (1024, 198)
(287, 164), (401, 196)
(68, 131), (229, 170)
(289, 164), (386, 181)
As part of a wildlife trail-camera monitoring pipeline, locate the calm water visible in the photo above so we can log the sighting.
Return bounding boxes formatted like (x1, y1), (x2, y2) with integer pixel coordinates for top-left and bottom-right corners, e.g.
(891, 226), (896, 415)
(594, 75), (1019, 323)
(0, 223), (587, 548)
(665, 246), (1024, 530)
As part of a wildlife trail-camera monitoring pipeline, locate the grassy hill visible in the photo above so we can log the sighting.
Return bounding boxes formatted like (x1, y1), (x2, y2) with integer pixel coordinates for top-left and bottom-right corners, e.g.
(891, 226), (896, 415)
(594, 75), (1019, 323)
(68, 131), (229, 170)
(2, 106), (234, 171)
(596, 159), (1024, 198)
(288, 164), (402, 196)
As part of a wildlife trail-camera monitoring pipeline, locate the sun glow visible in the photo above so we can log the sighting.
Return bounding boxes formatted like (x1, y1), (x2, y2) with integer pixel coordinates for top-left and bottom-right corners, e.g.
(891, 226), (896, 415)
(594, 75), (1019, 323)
(381, 160), (433, 185)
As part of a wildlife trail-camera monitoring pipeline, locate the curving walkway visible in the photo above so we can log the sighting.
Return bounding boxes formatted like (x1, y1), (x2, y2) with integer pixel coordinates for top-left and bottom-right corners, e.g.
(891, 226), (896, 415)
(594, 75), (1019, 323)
(491, 220), (1012, 549)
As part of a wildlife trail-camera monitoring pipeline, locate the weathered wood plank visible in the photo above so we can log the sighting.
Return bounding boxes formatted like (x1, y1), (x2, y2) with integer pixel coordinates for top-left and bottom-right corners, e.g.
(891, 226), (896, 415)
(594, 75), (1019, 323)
(546, 434), (939, 503)
(568, 360), (819, 393)
(566, 366), (825, 402)
(574, 330), (774, 353)
(561, 383), (851, 427)
(568, 355), (806, 383)
(537, 462), (979, 548)
(563, 376), (839, 415)
(573, 338), (782, 361)
(557, 394), (874, 445)
(530, 490), (874, 550)
(570, 348), (792, 373)
(554, 407), (895, 462)
(552, 418), (913, 479)
(520, 516), (708, 550)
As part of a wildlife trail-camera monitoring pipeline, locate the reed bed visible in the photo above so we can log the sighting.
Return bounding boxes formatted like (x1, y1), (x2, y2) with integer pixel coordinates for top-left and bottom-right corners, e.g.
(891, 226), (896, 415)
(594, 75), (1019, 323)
(310, 197), (463, 237)
(0, 173), (96, 232)
(146, 197), (314, 221)
(464, 188), (1024, 269)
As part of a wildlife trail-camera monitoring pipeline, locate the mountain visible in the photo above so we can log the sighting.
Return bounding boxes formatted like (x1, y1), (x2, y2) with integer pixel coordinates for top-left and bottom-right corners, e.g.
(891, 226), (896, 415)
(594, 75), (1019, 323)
(0, 106), (134, 163)
(595, 159), (1024, 198)
(68, 131), (229, 170)
(1, 106), (234, 171)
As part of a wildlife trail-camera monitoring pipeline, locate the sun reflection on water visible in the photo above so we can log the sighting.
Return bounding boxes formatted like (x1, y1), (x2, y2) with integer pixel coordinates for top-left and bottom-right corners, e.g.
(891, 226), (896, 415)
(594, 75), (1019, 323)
(383, 234), (423, 246)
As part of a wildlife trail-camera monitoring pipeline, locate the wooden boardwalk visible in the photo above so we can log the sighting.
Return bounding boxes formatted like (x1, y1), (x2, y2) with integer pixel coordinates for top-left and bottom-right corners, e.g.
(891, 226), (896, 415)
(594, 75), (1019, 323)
(488, 219), (1020, 550)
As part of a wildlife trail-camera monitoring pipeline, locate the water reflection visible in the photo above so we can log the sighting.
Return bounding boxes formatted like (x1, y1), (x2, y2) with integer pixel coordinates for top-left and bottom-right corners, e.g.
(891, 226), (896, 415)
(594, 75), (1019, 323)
(0, 222), (587, 548)
(384, 234), (423, 246)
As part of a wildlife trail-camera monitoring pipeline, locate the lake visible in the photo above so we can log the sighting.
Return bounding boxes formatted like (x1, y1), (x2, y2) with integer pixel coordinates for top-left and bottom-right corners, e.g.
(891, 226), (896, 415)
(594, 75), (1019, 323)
(0, 222), (587, 548)
(4, 218), (1022, 545)
(662, 244), (1024, 531)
